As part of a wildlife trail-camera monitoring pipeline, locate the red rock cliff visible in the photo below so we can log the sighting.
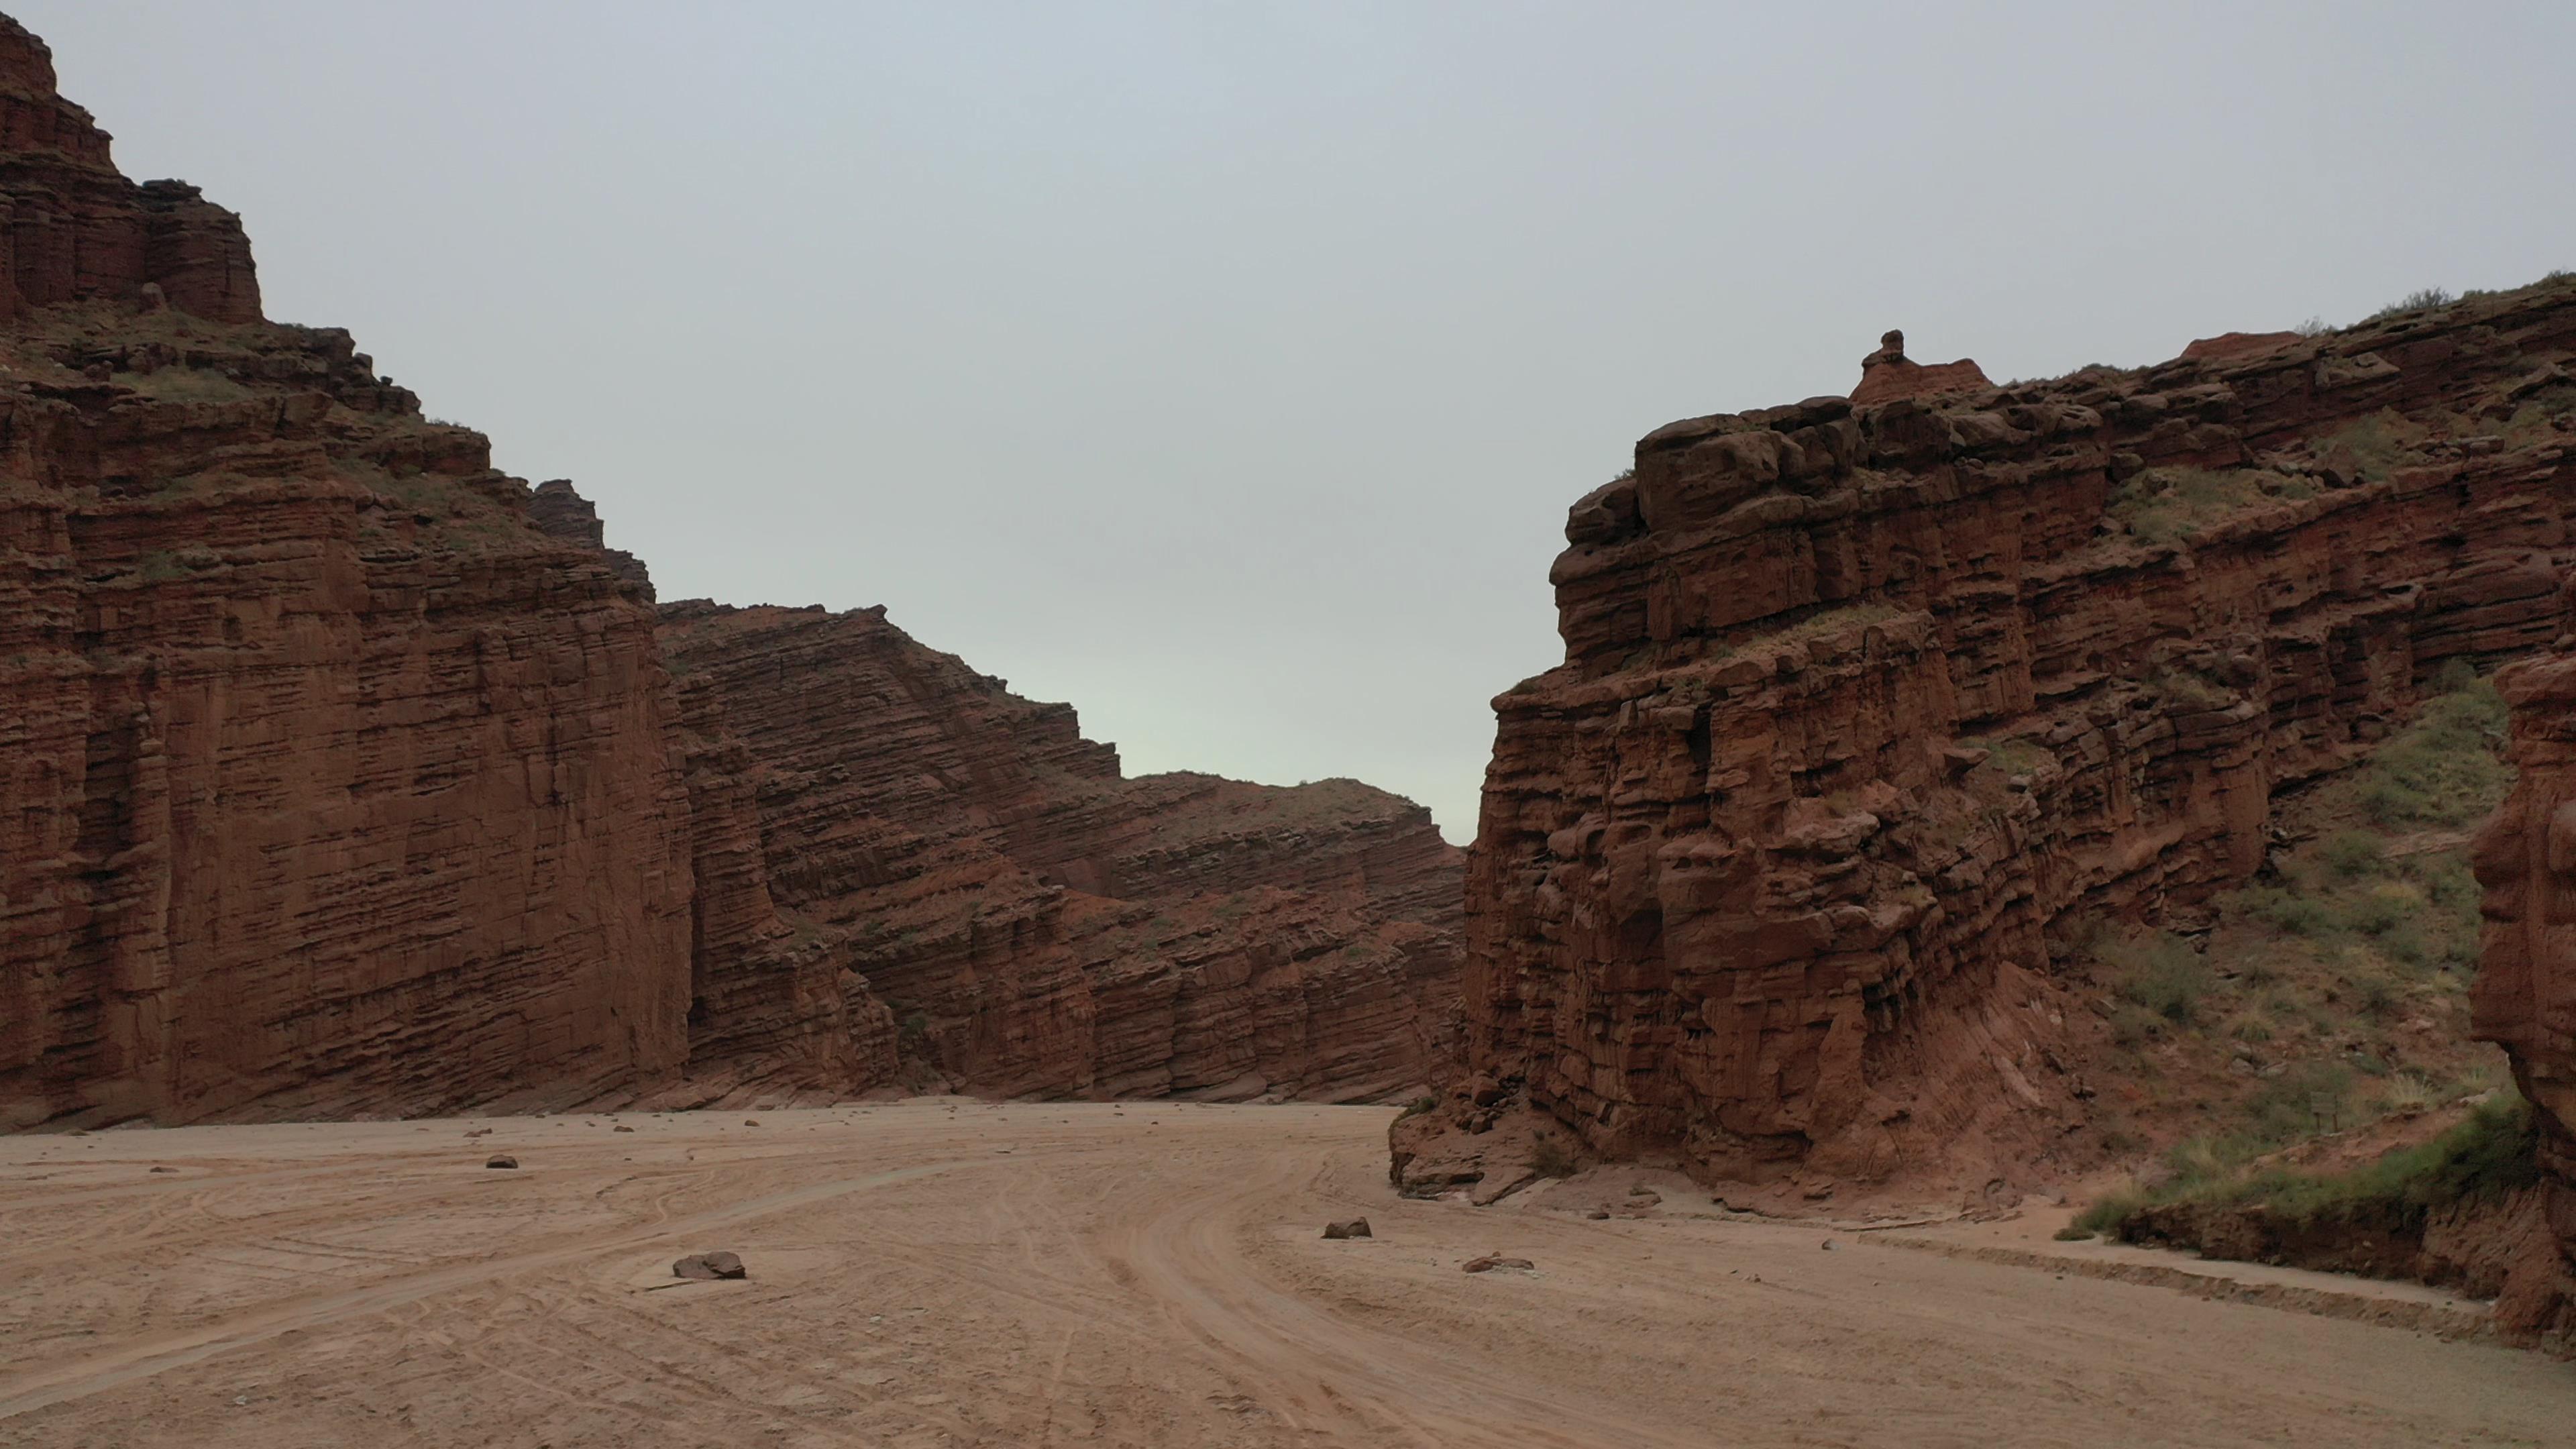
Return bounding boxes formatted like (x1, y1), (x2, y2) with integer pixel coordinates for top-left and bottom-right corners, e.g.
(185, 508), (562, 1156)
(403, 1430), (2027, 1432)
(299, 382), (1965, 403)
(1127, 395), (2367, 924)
(2473, 653), (2576, 1337)
(1426, 282), (2576, 1195)
(0, 17), (258, 321)
(0, 9), (1458, 1125)
(0, 30), (692, 1126)
(659, 602), (1464, 1102)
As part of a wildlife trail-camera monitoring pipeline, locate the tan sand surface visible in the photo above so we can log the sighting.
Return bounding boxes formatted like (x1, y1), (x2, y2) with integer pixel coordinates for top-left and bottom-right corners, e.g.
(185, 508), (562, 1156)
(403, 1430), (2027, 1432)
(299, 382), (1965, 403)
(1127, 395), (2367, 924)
(3, 1102), (2569, 1447)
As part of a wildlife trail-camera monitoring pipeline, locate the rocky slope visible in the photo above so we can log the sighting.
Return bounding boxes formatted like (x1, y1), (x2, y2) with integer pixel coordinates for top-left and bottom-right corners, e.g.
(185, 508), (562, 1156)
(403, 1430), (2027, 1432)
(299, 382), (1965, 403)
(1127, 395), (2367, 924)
(659, 602), (1462, 1104)
(0, 11), (1460, 1126)
(1402, 280), (2576, 1201)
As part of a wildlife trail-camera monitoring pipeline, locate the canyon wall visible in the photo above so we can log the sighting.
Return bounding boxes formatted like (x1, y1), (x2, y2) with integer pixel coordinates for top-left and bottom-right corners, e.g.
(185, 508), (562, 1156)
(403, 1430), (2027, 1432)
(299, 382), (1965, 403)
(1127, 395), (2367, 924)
(1409, 281), (2576, 1196)
(659, 602), (1463, 1104)
(0, 11), (1460, 1125)
(0, 282), (694, 1126)
(2473, 654), (2576, 1337)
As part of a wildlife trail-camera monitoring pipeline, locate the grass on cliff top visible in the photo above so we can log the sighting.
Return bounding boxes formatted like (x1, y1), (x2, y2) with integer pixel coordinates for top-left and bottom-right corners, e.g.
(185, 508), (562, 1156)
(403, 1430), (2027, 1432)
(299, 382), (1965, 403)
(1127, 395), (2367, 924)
(2067, 1091), (2537, 1238)
(2076, 669), (2512, 1178)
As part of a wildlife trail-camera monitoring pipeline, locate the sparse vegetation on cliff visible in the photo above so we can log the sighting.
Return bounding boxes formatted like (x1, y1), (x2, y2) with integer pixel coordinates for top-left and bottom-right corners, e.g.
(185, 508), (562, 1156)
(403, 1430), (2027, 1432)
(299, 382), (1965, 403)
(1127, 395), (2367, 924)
(2069, 1091), (2536, 1239)
(2077, 672), (2519, 1224)
(2366, 286), (2459, 321)
(2109, 466), (2315, 546)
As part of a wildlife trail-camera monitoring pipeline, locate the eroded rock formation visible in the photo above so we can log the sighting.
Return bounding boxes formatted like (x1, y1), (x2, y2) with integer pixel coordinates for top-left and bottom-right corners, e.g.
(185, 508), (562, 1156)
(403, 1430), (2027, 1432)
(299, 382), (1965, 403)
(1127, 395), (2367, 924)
(1414, 284), (2576, 1199)
(659, 602), (1463, 1103)
(0, 17), (258, 321)
(1850, 328), (1991, 405)
(2473, 653), (2576, 1338)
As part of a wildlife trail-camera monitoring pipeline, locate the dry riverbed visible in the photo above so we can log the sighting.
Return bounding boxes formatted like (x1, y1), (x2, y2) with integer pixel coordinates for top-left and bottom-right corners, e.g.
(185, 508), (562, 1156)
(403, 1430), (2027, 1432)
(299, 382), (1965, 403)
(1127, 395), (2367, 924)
(3, 1102), (2567, 1447)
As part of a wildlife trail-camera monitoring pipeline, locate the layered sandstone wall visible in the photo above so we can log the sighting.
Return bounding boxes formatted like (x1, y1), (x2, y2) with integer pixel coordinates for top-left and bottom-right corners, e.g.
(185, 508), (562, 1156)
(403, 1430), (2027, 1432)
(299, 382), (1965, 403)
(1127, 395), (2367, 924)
(0, 324), (695, 1126)
(1437, 283), (2576, 1193)
(0, 18), (697, 1126)
(659, 603), (1464, 1103)
(2473, 654), (2576, 1336)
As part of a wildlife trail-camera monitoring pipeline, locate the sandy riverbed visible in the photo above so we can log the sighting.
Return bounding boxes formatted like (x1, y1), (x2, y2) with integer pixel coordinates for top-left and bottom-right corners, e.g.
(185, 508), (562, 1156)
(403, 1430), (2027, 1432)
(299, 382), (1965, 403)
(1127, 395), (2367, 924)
(2, 1100), (2567, 1447)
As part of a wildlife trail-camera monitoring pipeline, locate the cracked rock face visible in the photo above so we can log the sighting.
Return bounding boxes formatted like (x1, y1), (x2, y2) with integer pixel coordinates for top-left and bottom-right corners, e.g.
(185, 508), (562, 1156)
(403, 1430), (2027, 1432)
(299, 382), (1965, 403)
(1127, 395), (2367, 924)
(1449, 280), (2576, 1193)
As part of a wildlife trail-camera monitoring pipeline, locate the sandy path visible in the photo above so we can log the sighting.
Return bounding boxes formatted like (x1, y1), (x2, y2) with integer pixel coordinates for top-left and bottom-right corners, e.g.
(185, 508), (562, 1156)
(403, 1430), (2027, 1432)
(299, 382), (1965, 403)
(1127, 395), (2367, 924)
(2, 1102), (2567, 1447)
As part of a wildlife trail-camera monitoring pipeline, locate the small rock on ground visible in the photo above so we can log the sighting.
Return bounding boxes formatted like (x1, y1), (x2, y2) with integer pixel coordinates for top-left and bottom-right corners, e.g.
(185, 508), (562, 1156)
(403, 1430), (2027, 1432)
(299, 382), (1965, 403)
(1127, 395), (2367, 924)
(672, 1250), (747, 1281)
(1322, 1218), (1372, 1240)
(485, 1155), (518, 1170)
(1462, 1254), (1534, 1273)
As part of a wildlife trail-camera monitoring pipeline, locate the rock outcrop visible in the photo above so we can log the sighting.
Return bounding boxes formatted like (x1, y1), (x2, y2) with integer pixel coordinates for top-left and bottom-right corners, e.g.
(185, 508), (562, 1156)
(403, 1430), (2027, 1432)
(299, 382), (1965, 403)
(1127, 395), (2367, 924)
(0, 17), (258, 321)
(529, 478), (654, 601)
(659, 602), (1463, 1103)
(2473, 653), (2576, 1339)
(1419, 283), (2576, 1198)
(1850, 329), (1991, 405)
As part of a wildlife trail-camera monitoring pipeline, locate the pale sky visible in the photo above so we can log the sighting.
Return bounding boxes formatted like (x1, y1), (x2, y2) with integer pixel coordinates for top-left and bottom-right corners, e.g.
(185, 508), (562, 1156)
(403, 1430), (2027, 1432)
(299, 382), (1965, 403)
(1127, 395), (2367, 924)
(22, 1), (2573, 839)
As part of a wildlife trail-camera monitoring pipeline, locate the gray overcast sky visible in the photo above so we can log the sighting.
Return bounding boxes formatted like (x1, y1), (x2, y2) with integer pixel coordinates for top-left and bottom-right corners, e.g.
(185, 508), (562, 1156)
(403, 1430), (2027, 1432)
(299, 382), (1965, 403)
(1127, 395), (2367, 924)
(20, 2), (2573, 839)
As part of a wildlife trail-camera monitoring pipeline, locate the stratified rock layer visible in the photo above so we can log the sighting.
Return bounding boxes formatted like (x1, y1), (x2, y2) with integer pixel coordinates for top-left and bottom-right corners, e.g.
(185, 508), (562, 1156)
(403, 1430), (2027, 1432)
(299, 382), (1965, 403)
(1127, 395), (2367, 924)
(659, 603), (1463, 1102)
(0, 17), (258, 321)
(2473, 654), (2576, 1339)
(0, 320), (691, 1128)
(1438, 284), (2576, 1195)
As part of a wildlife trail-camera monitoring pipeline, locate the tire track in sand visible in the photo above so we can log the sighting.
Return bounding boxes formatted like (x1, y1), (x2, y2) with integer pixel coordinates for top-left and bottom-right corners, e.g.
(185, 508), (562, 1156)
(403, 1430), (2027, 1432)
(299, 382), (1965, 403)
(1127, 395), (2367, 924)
(1102, 1146), (1713, 1449)
(0, 1160), (975, 1421)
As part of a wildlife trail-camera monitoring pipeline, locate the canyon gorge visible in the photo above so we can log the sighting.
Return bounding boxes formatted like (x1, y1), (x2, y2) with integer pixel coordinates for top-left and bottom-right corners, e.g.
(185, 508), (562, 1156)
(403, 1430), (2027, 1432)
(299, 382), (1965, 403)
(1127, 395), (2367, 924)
(7, 1), (2576, 1363)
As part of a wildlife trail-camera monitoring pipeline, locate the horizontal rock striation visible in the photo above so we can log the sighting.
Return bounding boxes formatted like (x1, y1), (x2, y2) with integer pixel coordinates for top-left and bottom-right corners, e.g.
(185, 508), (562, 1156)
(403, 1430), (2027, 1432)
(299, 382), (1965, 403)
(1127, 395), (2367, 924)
(0, 320), (694, 1126)
(0, 21), (685, 1127)
(1434, 282), (2576, 1195)
(659, 602), (1464, 1103)
(0, 16), (258, 321)
(2473, 654), (2576, 1340)
(0, 7), (1456, 1126)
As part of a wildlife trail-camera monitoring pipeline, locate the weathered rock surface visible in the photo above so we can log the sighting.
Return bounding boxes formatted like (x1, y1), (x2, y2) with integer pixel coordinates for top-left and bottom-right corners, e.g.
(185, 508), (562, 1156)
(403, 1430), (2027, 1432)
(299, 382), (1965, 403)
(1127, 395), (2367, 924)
(1850, 329), (1991, 405)
(0, 17), (257, 321)
(0, 325), (693, 1124)
(1430, 282), (2576, 1198)
(2472, 653), (2576, 1340)
(529, 478), (654, 601)
(658, 602), (1464, 1103)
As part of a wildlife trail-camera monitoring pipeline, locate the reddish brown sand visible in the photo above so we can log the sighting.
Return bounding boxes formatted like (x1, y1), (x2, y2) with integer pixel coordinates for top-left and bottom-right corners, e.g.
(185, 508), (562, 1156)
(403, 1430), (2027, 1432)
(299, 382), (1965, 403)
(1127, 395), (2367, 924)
(3, 1104), (2568, 1448)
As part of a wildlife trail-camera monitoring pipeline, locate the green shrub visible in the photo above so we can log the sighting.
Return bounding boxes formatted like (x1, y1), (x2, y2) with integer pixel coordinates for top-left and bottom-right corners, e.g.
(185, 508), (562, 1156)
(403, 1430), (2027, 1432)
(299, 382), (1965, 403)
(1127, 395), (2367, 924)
(1399, 1095), (1439, 1119)
(2320, 830), (2387, 879)
(2103, 932), (2210, 1026)
(2351, 678), (2508, 828)
(2108, 1003), (2164, 1046)
(2366, 287), (2455, 321)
